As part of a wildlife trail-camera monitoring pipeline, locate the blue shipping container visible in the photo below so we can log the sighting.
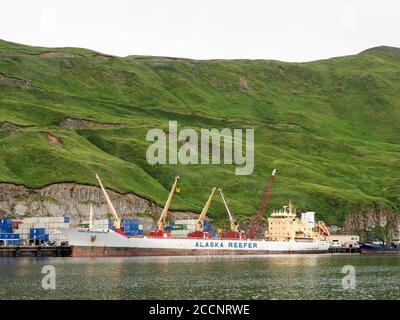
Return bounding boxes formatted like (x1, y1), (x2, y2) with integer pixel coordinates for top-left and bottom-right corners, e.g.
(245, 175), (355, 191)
(0, 226), (12, 233)
(0, 233), (20, 239)
(124, 224), (139, 230)
(210, 229), (217, 238)
(29, 228), (46, 236)
(126, 229), (144, 236)
(30, 234), (46, 240)
(0, 219), (12, 233)
(122, 219), (139, 226)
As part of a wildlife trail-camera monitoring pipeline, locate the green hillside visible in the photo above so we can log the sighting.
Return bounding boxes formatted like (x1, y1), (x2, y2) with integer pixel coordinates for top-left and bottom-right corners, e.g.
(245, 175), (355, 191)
(0, 39), (399, 225)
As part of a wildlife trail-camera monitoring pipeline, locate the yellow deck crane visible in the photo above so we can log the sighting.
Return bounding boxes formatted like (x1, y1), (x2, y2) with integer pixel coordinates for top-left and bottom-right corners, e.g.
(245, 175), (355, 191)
(95, 174), (123, 233)
(148, 176), (180, 238)
(219, 188), (247, 240)
(187, 187), (217, 239)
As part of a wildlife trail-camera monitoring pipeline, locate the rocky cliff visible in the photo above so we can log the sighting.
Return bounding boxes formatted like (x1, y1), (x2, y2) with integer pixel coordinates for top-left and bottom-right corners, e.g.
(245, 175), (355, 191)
(0, 183), (197, 230)
(343, 208), (400, 242)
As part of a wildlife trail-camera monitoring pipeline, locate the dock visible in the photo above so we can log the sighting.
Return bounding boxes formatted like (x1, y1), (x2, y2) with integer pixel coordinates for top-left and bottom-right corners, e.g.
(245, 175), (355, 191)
(0, 246), (72, 257)
(328, 247), (360, 254)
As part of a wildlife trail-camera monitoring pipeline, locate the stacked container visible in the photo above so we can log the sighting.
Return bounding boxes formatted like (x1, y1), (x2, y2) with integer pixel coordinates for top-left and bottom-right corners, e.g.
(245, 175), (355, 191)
(202, 220), (217, 238)
(30, 228), (46, 241)
(168, 219), (216, 238)
(169, 219), (198, 237)
(0, 218), (21, 245)
(18, 217), (70, 245)
(122, 219), (144, 236)
(91, 219), (113, 229)
(0, 218), (13, 233)
(0, 232), (20, 246)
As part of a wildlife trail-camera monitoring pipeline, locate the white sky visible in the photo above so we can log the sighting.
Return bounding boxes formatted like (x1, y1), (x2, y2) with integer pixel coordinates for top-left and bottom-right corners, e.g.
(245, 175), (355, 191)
(0, 0), (399, 62)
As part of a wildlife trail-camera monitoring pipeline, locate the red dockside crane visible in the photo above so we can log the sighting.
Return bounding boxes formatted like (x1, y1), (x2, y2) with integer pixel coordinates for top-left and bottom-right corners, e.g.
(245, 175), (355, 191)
(249, 169), (277, 239)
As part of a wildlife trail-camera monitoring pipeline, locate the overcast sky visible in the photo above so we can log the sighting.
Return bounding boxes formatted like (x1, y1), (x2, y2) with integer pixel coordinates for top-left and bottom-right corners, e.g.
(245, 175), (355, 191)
(1, 0), (399, 62)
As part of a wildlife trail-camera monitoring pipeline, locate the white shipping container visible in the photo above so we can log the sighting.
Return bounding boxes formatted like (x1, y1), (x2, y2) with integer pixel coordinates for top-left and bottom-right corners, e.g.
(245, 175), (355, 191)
(174, 219), (198, 224)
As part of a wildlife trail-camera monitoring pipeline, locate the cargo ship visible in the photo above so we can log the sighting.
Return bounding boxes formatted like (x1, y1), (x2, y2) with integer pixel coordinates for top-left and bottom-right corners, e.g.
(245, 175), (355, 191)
(63, 172), (330, 257)
(359, 242), (400, 254)
(63, 228), (329, 256)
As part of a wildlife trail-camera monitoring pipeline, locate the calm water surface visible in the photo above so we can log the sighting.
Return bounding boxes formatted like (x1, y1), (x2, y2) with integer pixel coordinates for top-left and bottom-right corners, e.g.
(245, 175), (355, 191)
(0, 254), (399, 299)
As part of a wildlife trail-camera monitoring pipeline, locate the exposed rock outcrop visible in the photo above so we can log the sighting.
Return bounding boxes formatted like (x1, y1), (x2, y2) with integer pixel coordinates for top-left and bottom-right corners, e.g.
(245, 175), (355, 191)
(59, 117), (117, 130)
(39, 51), (79, 58)
(0, 122), (21, 130)
(44, 132), (63, 145)
(343, 208), (400, 241)
(0, 73), (33, 89)
(0, 183), (197, 231)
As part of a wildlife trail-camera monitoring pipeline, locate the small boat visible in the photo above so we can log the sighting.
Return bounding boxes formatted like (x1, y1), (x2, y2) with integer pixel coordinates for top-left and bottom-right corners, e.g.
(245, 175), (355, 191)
(359, 242), (400, 254)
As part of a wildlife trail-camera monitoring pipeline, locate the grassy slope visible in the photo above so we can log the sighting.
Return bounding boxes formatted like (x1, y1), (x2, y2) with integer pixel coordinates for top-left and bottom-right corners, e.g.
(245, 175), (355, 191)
(0, 39), (399, 225)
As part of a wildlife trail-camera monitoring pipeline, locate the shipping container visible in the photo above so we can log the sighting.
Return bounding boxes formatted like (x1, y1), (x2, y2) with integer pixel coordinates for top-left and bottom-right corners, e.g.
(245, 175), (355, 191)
(172, 224), (186, 230)
(30, 234), (47, 241)
(29, 228), (46, 237)
(0, 233), (20, 239)
(0, 218), (12, 224)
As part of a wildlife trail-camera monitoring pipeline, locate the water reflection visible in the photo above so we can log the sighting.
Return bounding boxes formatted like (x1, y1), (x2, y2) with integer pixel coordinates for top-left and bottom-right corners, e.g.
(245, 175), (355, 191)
(0, 255), (399, 300)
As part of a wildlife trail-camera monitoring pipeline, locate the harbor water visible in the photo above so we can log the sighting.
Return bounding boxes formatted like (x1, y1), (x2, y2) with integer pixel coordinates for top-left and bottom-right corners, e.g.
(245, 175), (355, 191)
(0, 254), (399, 299)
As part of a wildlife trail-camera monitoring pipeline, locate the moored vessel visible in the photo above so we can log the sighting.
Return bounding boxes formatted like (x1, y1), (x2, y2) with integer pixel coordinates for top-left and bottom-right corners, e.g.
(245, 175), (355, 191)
(359, 242), (400, 254)
(63, 172), (330, 257)
(63, 228), (330, 256)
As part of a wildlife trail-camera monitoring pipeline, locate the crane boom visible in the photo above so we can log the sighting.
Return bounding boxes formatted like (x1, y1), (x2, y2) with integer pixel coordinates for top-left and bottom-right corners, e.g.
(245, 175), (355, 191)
(196, 187), (217, 231)
(249, 169), (276, 239)
(96, 174), (121, 229)
(219, 188), (238, 232)
(158, 176), (180, 230)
